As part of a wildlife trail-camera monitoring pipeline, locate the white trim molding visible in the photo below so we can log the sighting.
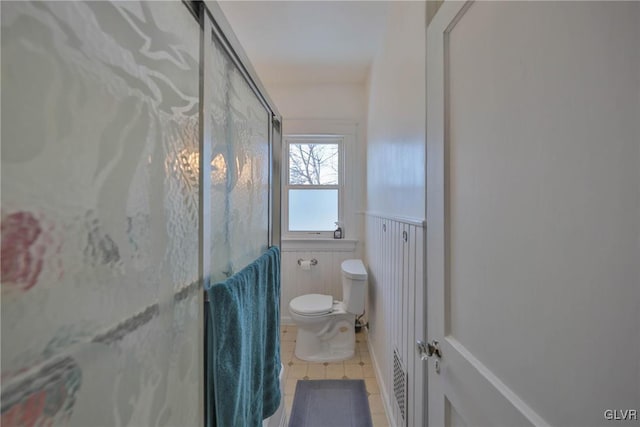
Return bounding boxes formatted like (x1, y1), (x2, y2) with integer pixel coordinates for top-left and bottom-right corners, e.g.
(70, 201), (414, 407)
(282, 119), (362, 242)
(364, 211), (426, 228)
(281, 238), (358, 252)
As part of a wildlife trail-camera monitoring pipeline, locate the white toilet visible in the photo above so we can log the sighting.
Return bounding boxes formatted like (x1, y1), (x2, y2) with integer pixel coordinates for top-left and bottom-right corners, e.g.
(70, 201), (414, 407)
(288, 259), (368, 362)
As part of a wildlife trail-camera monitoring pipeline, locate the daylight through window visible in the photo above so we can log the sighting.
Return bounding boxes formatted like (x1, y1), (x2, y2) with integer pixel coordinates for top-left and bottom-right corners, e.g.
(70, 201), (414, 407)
(284, 136), (343, 235)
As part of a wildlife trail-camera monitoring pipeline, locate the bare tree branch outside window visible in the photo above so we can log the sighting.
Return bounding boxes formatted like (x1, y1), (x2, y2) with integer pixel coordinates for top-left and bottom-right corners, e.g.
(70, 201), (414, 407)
(289, 144), (338, 185)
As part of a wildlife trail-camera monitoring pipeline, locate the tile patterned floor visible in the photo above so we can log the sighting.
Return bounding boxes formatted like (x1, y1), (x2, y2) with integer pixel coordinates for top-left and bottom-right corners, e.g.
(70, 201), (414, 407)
(280, 324), (390, 427)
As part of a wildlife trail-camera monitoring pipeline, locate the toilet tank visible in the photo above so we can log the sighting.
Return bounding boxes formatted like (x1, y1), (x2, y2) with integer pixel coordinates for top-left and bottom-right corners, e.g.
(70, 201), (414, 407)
(341, 259), (368, 315)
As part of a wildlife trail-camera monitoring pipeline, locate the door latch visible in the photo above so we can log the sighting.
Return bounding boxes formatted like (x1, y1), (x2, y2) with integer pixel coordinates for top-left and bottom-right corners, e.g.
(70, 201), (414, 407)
(416, 339), (442, 360)
(417, 340), (442, 373)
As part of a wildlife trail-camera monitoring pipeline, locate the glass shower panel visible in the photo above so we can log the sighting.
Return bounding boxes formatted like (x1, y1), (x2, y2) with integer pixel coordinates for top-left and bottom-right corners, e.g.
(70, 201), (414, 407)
(1, 2), (201, 426)
(208, 33), (270, 281)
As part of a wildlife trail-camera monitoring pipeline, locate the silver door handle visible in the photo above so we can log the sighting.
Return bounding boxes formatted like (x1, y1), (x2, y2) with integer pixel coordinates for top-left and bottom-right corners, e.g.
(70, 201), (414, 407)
(417, 340), (442, 360)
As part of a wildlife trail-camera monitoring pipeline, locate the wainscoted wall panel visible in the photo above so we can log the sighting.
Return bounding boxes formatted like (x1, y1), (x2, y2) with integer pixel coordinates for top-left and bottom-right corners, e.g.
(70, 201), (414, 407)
(280, 243), (360, 323)
(365, 213), (425, 427)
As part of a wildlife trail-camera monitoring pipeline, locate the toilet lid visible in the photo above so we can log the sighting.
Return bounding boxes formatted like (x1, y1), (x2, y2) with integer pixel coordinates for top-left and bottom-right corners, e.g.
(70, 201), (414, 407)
(290, 294), (333, 315)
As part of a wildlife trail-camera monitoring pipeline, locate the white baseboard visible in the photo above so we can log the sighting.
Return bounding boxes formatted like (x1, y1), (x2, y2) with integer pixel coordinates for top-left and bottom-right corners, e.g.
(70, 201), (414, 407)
(367, 332), (397, 427)
(280, 316), (294, 325)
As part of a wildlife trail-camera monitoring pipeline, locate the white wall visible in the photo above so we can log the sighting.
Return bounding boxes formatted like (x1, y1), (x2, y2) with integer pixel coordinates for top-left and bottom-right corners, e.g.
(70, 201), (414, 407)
(267, 84), (367, 236)
(267, 83), (366, 121)
(364, 3), (427, 425)
(366, 1), (426, 220)
(265, 82), (368, 322)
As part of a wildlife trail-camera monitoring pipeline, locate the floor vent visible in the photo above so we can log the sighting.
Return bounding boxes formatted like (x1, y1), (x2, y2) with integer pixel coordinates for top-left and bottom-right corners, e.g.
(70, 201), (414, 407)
(393, 348), (408, 425)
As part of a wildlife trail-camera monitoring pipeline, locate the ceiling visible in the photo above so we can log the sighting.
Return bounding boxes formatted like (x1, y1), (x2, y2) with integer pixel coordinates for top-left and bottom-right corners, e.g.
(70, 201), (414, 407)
(217, 1), (390, 85)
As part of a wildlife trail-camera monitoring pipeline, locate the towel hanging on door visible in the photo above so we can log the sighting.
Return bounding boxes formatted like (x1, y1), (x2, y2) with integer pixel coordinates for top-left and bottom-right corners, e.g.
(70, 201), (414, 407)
(206, 246), (281, 427)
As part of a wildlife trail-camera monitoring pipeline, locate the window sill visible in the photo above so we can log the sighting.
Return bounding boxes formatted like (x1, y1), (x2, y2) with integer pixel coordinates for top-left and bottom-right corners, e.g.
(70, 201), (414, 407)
(281, 238), (358, 252)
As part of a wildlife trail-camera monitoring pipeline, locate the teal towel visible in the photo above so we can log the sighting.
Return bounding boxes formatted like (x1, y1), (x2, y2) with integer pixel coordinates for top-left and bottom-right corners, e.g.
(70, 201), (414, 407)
(207, 246), (281, 427)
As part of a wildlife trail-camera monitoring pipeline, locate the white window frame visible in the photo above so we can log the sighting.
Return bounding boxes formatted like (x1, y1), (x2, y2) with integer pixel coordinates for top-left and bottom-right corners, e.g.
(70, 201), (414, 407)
(283, 134), (345, 238)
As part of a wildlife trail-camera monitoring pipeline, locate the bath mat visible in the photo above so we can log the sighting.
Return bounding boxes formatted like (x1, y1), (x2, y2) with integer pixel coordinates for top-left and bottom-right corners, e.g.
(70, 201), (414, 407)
(288, 379), (373, 427)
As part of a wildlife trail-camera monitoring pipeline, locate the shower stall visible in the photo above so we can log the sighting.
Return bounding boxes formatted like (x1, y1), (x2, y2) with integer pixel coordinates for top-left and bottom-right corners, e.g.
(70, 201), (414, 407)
(1, 1), (280, 425)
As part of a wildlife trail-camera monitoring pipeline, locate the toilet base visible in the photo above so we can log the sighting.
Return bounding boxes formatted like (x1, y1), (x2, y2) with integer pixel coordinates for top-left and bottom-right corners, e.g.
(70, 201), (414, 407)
(293, 315), (356, 362)
(295, 348), (354, 363)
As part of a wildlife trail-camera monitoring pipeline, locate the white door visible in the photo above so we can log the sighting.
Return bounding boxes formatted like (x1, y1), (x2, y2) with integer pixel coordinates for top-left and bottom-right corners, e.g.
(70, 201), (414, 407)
(426, 2), (640, 426)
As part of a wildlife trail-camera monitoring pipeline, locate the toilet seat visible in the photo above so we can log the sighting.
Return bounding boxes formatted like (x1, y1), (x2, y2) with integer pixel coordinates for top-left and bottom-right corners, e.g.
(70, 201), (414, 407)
(289, 294), (333, 316)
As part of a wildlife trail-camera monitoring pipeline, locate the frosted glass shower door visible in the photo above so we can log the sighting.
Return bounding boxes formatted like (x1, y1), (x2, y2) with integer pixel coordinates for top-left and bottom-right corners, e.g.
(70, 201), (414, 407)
(205, 30), (271, 281)
(2, 1), (278, 425)
(1, 2), (202, 426)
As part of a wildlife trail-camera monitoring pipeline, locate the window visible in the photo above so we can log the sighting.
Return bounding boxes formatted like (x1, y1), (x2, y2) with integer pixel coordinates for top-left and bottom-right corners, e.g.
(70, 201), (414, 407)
(284, 135), (343, 237)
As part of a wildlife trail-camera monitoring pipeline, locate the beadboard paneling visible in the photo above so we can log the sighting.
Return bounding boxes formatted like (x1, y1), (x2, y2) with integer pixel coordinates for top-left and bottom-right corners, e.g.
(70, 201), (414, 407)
(365, 213), (425, 427)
